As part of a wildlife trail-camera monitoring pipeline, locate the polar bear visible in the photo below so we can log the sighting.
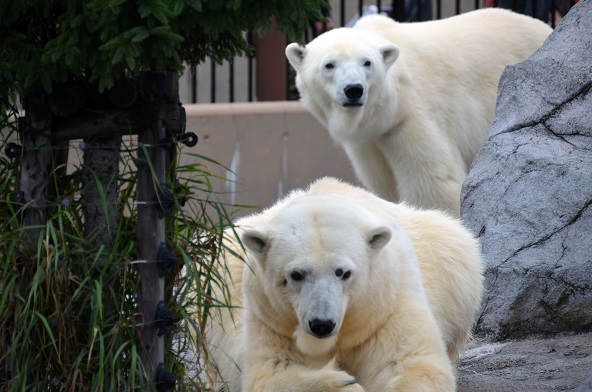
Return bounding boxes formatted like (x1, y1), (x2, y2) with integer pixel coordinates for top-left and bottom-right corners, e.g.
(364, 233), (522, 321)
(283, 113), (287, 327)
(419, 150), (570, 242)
(204, 177), (483, 392)
(285, 9), (552, 217)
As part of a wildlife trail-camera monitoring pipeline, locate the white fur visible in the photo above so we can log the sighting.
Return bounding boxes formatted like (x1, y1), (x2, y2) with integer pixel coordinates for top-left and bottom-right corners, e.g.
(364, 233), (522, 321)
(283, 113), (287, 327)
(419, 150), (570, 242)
(286, 9), (552, 216)
(204, 177), (484, 392)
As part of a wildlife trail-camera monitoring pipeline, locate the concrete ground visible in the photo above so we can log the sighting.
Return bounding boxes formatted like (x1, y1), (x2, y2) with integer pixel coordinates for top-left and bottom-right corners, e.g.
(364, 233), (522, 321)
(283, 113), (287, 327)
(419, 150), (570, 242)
(458, 332), (592, 391)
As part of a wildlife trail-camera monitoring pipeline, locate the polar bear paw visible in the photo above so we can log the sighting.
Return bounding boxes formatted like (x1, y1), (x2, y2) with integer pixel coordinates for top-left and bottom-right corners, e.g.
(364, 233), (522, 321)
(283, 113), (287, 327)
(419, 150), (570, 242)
(318, 369), (365, 392)
(308, 360), (365, 392)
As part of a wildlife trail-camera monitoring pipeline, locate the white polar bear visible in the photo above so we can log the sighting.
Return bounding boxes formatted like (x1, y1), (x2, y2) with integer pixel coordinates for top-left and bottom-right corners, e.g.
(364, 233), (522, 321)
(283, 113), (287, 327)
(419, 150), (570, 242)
(285, 9), (552, 217)
(204, 177), (483, 392)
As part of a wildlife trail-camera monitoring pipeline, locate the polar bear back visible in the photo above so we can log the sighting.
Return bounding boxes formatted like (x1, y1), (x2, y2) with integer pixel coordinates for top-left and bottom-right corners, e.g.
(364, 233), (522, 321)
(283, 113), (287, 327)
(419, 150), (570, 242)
(353, 9), (552, 166)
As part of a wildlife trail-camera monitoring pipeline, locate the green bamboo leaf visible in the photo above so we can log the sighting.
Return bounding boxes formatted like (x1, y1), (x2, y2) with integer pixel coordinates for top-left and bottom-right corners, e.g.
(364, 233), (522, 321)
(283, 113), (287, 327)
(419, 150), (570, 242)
(34, 311), (59, 356)
(0, 274), (17, 313)
(130, 344), (138, 388)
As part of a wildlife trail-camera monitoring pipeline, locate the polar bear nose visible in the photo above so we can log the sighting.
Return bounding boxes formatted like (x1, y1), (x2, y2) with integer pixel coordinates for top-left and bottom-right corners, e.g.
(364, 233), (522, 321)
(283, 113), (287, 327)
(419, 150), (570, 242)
(309, 318), (336, 338)
(344, 84), (364, 100)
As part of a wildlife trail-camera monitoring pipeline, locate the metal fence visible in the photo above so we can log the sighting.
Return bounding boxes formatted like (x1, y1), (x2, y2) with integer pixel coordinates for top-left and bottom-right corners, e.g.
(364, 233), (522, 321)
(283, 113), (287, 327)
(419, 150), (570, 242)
(179, 0), (575, 104)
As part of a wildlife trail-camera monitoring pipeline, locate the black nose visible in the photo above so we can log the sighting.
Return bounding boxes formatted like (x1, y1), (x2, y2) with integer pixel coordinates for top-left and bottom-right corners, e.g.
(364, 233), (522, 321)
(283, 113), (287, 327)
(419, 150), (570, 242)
(309, 319), (336, 338)
(344, 84), (364, 100)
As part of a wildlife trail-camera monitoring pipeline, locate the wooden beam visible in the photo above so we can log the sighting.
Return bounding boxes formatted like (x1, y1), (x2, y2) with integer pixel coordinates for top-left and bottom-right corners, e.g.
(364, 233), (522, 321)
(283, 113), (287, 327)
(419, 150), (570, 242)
(52, 102), (184, 142)
(52, 107), (142, 142)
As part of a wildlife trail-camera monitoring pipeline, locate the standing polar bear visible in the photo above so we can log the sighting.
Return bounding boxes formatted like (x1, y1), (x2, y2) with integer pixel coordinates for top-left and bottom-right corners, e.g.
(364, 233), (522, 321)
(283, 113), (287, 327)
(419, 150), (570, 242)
(286, 9), (552, 216)
(205, 178), (483, 392)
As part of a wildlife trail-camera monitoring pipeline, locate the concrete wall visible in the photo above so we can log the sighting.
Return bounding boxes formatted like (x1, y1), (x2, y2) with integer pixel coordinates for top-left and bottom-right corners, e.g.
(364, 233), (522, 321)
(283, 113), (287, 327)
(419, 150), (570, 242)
(182, 102), (360, 215)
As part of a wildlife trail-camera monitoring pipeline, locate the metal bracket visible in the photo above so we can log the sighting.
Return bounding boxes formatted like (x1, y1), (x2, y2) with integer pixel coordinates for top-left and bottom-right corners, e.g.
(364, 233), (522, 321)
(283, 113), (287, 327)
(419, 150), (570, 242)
(156, 183), (176, 218)
(155, 301), (175, 337)
(5, 142), (25, 158)
(155, 362), (176, 392)
(156, 242), (175, 277)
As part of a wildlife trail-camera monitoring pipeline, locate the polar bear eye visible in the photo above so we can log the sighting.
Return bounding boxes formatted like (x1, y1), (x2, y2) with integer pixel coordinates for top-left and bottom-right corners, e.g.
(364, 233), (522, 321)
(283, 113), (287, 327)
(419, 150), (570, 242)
(335, 268), (343, 277)
(290, 271), (304, 282)
(343, 271), (352, 280)
(363, 60), (372, 68)
(324, 62), (335, 70)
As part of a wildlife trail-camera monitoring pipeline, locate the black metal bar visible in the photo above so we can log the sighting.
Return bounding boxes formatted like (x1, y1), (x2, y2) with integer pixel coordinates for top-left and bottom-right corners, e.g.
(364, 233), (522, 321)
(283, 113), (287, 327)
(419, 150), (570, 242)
(340, 0), (346, 27)
(285, 35), (290, 101)
(190, 68), (197, 103)
(247, 30), (254, 102)
(456, 0), (461, 15)
(437, 0), (442, 19)
(229, 61), (235, 103)
(358, 0), (363, 20)
(210, 61), (216, 103)
(392, 0), (406, 21)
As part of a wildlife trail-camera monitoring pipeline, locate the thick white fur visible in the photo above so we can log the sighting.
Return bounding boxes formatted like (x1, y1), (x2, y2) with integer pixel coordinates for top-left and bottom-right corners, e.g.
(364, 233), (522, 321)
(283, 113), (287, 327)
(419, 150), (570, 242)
(205, 177), (483, 392)
(285, 9), (552, 216)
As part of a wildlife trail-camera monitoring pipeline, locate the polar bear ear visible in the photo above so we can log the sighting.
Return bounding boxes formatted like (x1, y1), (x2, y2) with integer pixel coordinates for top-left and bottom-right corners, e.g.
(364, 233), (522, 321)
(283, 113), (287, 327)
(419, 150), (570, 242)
(285, 43), (307, 72)
(367, 226), (392, 251)
(242, 228), (269, 257)
(379, 43), (400, 69)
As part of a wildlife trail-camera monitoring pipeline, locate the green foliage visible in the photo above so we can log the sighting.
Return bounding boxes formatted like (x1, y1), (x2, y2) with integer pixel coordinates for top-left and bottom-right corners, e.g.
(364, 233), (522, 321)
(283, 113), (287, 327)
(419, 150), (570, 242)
(0, 1), (329, 388)
(0, 0), (328, 95)
(0, 105), (241, 390)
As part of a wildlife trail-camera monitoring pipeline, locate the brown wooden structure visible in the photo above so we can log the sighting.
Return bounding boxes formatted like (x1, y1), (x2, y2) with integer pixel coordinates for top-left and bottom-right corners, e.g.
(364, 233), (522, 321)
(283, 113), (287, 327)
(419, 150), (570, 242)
(15, 71), (187, 391)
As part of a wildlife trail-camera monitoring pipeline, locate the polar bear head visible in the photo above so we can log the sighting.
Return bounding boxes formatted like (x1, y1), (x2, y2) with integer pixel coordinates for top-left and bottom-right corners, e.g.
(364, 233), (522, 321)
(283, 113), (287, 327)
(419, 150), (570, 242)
(286, 28), (399, 140)
(241, 195), (393, 356)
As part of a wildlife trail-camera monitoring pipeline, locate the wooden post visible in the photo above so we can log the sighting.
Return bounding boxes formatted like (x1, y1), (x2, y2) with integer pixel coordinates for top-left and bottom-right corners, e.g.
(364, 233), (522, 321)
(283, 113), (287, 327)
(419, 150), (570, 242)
(19, 91), (52, 254)
(136, 71), (178, 387)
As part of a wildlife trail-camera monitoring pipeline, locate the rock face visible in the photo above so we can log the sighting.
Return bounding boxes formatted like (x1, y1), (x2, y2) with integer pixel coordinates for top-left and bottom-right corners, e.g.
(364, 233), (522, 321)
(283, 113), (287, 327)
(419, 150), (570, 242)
(461, 2), (592, 339)
(576, 373), (592, 392)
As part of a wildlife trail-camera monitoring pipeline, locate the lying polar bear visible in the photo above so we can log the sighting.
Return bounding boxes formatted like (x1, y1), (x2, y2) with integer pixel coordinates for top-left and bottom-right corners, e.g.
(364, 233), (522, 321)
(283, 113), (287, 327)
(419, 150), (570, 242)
(286, 9), (552, 216)
(204, 177), (483, 391)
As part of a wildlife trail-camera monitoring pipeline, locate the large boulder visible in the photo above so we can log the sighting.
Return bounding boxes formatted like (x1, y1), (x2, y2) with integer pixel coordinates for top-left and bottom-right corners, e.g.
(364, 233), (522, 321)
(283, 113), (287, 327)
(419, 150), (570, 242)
(461, 2), (592, 339)
(576, 373), (592, 392)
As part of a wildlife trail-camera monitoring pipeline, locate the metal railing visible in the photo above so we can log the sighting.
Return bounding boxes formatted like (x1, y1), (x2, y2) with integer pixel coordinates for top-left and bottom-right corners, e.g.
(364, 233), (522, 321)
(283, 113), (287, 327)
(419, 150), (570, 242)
(180, 0), (575, 104)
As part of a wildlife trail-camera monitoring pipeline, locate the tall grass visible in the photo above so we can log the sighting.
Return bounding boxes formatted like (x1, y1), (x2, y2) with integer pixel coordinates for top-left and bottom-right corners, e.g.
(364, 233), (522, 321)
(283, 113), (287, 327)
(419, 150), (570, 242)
(0, 102), (241, 391)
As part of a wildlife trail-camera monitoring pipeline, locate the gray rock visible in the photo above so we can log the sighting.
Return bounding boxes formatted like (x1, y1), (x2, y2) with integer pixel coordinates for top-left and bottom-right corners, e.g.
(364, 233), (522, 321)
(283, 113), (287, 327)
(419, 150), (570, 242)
(461, 2), (592, 339)
(576, 373), (592, 392)
(457, 333), (592, 392)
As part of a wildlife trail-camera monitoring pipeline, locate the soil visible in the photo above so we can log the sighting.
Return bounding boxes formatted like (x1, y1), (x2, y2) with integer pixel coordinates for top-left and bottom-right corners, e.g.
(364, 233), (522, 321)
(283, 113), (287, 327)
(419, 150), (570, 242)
(457, 332), (592, 391)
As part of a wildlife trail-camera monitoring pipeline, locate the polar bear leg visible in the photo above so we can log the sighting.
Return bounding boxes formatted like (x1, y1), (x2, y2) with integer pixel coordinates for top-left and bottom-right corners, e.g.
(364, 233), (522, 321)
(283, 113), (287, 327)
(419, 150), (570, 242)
(391, 357), (456, 392)
(383, 122), (467, 216)
(342, 140), (399, 202)
(241, 321), (364, 392)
